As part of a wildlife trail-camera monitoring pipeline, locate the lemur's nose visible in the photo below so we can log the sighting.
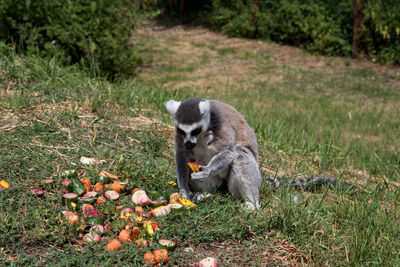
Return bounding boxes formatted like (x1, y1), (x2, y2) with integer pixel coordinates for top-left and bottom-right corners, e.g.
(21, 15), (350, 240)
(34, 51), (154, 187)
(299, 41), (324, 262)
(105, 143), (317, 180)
(184, 141), (196, 150)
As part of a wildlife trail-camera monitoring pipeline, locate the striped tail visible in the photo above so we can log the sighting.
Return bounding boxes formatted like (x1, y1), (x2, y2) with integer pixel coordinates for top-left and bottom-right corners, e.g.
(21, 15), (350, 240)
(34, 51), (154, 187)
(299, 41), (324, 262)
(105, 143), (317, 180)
(264, 175), (355, 191)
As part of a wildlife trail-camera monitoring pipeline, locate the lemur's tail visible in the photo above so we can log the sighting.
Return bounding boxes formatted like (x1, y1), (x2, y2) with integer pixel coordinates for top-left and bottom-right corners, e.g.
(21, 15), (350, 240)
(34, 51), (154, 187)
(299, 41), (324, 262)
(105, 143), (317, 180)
(264, 175), (355, 192)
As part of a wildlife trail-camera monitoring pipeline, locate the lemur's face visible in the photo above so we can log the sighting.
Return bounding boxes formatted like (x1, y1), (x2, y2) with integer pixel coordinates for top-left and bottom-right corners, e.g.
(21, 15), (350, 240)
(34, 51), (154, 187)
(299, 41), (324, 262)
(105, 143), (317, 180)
(165, 98), (210, 150)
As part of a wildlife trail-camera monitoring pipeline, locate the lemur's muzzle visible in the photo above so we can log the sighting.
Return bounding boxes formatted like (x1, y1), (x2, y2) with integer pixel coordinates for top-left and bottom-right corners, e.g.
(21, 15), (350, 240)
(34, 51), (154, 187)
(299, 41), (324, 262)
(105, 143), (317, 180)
(184, 141), (196, 150)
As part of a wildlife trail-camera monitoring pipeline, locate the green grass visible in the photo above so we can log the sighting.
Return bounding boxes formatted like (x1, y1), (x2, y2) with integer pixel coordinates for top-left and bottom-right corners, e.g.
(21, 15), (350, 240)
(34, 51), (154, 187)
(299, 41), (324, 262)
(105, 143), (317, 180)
(1, 47), (399, 266)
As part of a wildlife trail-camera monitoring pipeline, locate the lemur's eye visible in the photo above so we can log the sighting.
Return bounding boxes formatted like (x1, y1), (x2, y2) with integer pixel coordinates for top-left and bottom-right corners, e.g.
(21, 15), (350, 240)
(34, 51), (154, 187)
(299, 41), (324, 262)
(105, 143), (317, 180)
(191, 127), (202, 136)
(176, 127), (186, 136)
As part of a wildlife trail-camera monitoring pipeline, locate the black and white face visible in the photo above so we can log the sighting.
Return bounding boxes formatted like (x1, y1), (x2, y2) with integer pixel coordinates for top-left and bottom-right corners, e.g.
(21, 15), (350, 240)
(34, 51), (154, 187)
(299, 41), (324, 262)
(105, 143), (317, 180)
(165, 98), (210, 150)
(176, 121), (206, 150)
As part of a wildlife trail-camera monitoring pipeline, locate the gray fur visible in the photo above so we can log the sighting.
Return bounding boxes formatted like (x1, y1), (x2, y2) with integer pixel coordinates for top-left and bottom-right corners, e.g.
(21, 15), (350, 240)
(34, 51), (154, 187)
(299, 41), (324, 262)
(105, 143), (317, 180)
(166, 98), (261, 209)
(264, 175), (355, 191)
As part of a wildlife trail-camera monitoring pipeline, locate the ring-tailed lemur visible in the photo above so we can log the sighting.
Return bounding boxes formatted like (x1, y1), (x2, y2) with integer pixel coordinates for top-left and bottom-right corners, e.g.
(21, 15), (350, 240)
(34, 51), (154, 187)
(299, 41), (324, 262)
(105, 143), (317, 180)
(165, 98), (351, 210)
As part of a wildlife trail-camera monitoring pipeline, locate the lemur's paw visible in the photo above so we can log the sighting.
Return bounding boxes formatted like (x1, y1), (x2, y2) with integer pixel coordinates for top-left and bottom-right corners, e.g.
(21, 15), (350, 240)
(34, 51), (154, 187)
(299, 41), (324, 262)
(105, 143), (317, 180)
(241, 201), (260, 211)
(191, 192), (213, 203)
(190, 169), (210, 181)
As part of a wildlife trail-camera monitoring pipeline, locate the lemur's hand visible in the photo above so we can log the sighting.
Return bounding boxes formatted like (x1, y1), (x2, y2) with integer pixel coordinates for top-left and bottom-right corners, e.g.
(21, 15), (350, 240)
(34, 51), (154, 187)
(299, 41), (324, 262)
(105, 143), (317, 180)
(190, 166), (210, 181)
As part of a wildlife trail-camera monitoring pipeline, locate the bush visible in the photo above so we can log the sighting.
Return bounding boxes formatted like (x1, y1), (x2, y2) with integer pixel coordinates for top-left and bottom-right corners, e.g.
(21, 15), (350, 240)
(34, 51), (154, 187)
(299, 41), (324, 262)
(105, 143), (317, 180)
(153, 0), (400, 65)
(0, 0), (142, 77)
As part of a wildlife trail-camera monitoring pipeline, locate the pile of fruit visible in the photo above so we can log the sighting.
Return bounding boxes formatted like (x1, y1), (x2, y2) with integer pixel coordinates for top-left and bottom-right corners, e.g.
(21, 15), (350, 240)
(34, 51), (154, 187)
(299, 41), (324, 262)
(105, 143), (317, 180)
(54, 170), (196, 265)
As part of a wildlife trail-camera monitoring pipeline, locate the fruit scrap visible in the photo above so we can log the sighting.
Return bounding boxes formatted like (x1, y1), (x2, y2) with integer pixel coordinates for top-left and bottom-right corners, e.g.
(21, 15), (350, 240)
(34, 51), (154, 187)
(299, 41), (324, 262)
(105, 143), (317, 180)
(188, 162), (200, 173)
(167, 181), (177, 186)
(80, 178), (91, 191)
(120, 208), (134, 220)
(136, 238), (150, 248)
(144, 251), (158, 266)
(132, 190), (152, 205)
(98, 170), (118, 179)
(97, 196), (106, 205)
(89, 224), (105, 234)
(62, 211), (79, 225)
(30, 188), (44, 196)
(143, 221), (159, 235)
(158, 239), (176, 251)
(81, 204), (95, 214)
(105, 190), (119, 200)
(178, 198), (196, 210)
(111, 181), (124, 192)
(61, 180), (71, 187)
(131, 227), (140, 240)
(106, 239), (121, 251)
(150, 205), (172, 217)
(94, 182), (103, 192)
(118, 229), (132, 243)
(195, 257), (219, 267)
(170, 193), (196, 209)
(83, 232), (101, 243)
(135, 206), (144, 216)
(154, 249), (169, 264)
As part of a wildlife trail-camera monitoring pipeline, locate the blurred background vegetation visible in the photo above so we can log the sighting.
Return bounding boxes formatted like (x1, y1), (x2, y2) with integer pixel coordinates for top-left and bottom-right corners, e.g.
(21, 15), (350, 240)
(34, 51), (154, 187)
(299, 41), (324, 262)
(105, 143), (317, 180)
(0, 0), (399, 78)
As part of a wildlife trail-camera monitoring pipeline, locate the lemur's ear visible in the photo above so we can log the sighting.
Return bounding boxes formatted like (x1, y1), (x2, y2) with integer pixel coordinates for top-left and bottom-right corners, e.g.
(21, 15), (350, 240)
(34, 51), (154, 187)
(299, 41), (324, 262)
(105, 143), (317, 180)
(165, 100), (181, 116)
(199, 100), (210, 116)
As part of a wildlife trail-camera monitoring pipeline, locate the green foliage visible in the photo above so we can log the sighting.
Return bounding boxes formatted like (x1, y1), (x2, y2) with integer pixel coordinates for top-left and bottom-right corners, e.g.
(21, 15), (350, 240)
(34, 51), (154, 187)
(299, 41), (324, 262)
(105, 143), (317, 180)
(364, 0), (400, 64)
(0, 0), (143, 77)
(154, 0), (400, 64)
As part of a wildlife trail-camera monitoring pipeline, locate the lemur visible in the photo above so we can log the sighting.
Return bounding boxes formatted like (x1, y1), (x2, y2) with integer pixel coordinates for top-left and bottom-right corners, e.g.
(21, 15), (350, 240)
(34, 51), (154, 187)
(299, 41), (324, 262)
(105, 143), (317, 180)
(166, 98), (351, 210)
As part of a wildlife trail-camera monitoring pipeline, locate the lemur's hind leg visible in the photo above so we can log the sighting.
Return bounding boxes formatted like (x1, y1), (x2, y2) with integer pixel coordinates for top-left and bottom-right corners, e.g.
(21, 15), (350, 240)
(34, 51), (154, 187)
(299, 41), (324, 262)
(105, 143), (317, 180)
(228, 145), (261, 210)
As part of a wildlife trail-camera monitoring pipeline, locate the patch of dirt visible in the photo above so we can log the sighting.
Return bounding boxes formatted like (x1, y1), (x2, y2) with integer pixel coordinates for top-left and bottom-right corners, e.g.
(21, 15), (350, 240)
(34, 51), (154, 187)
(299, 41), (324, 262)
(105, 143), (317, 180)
(178, 238), (312, 266)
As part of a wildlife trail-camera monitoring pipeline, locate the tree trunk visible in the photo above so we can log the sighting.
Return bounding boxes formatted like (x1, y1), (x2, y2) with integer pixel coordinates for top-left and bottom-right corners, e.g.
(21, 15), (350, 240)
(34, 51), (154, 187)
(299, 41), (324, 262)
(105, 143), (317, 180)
(352, 0), (364, 58)
(251, 0), (260, 37)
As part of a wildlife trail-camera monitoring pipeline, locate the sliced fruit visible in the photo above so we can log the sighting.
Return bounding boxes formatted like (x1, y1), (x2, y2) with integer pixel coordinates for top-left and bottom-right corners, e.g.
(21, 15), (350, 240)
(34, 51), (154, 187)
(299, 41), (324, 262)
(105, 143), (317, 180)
(106, 239), (121, 251)
(118, 229), (132, 243)
(179, 198), (196, 210)
(67, 178), (87, 196)
(80, 178), (91, 191)
(61, 180), (71, 187)
(81, 203), (95, 213)
(167, 203), (183, 211)
(135, 206), (144, 216)
(95, 175), (110, 184)
(97, 196), (106, 205)
(188, 162), (200, 173)
(105, 190), (119, 200)
(131, 227), (140, 240)
(150, 205), (172, 217)
(196, 257), (219, 267)
(144, 251), (158, 266)
(132, 190), (152, 205)
(111, 181), (124, 192)
(30, 188), (44, 196)
(136, 238), (150, 248)
(62, 212), (79, 225)
(89, 224), (105, 234)
(93, 182), (104, 192)
(169, 192), (181, 203)
(62, 192), (79, 208)
(120, 208), (134, 219)
(154, 249), (169, 264)
(83, 232), (101, 243)
(0, 180), (10, 189)
(98, 170), (118, 179)
(167, 181), (177, 186)
(158, 239), (176, 251)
